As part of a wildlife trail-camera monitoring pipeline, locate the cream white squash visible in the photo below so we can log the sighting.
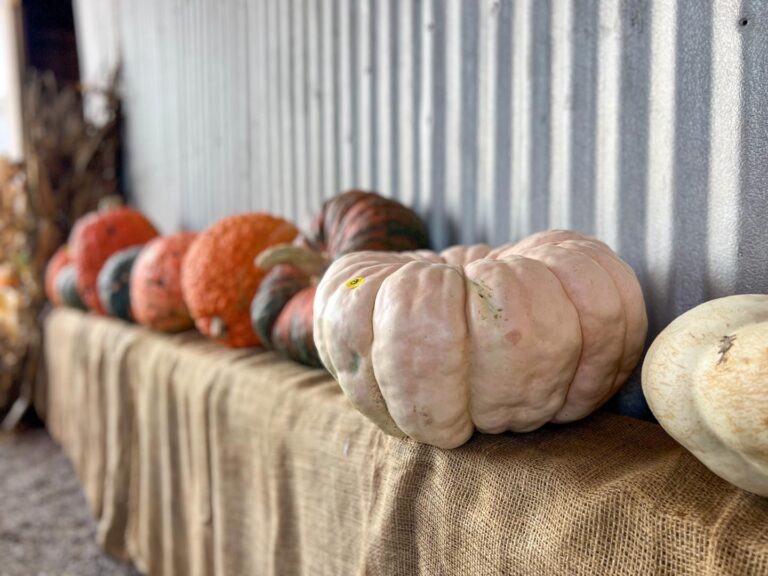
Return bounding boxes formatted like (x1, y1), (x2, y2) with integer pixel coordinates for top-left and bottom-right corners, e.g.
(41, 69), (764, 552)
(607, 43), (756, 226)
(642, 295), (768, 496)
(314, 230), (647, 448)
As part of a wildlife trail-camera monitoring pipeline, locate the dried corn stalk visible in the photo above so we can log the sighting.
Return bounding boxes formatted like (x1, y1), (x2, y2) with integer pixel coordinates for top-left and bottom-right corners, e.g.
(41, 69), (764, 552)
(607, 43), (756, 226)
(0, 68), (121, 422)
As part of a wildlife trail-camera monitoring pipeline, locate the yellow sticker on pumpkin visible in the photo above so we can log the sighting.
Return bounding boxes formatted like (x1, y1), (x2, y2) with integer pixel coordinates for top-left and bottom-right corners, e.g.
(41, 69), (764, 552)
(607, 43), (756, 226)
(345, 276), (366, 289)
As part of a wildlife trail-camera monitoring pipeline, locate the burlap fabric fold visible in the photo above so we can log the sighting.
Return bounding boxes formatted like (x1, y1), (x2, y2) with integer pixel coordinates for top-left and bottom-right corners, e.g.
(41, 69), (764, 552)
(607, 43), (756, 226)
(45, 308), (768, 576)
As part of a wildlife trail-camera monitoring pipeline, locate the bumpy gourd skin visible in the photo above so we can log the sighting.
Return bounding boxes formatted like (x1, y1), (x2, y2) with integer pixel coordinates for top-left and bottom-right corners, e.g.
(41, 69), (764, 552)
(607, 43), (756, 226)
(182, 214), (298, 348)
(643, 295), (768, 497)
(314, 230), (647, 449)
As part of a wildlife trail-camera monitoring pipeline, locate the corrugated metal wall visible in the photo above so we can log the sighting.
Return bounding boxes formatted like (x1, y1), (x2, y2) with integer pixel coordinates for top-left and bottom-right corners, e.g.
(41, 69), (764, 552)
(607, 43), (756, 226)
(74, 0), (768, 411)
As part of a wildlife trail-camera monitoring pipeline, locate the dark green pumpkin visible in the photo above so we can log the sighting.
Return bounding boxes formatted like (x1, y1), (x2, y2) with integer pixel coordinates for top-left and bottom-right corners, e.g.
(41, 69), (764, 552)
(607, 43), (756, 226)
(251, 190), (430, 367)
(56, 264), (87, 310)
(97, 246), (142, 321)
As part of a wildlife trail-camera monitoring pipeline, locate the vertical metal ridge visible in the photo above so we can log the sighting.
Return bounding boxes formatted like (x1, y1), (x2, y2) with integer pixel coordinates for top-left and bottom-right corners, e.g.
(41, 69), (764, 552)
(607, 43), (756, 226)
(645, 0), (677, 331)
(420, 0), (448, 248)
(306, 0), (324, 219)
(321, 0), (338, 200)
(529, 0), (551, 234)
(357, 0), (373, 189)
(396, 0), (417, 207)
(338, 0), (353, 189)
(266, 0), (281, 213)
(737, 0), (768, 293)
(569, 0), (598, 235)
(444, 0), (465, 246)
(510, 0), (533, 240)
(292, 0), (309, 227)
(707, 1), (742, 297)
(491, 0), (513, 246)
(459, 0), (479, 245)
(548, 0), (573, 230)
(248, 0), (264, 212)
(670, 0), (713, 315)
(594, 0), (621, 249)
(279, 0), (295, 218)
(256, 0), (273, 213)
(476, 0), (500, 244)
(417, 0), (433, 237)
(375, 0), (393, 197)
(617, 0), (651, 278)
(299, 1), (326, 219)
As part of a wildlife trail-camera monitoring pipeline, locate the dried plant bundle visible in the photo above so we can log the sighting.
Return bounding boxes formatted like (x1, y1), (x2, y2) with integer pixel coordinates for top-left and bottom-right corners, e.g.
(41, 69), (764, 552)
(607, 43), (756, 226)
(0, 68), (121, 422)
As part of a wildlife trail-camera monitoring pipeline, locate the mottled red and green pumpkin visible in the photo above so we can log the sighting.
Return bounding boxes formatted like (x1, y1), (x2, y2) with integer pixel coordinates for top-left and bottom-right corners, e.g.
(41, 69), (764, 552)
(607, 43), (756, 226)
(45, 245), (71, 305)
(130, 232), (197, 332)
(181, 213), (298, 348)
(98, 246), (143, 321)
(70, 207), (159, 314)
(251, 190), (431, 367)
(56, 264), (87, 310)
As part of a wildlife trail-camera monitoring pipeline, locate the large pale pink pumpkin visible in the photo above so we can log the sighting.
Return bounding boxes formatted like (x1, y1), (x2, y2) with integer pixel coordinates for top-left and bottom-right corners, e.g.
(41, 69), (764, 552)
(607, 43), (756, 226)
(314, 230), (647, 449)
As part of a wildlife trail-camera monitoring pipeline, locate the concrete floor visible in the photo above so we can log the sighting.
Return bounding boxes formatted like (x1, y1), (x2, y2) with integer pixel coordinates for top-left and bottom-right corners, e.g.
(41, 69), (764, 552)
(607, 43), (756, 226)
(0, 429), (141, 576)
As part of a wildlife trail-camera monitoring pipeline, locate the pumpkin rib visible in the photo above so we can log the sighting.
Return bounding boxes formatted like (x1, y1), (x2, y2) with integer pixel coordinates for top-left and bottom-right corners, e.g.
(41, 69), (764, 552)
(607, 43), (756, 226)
(555, 242), (630, 394)
(513, 235), (641, 400)
(519, 246), (624, 422)
(371, 260), (473, 448)
(556, 240), (645, 393)
(315, 254), (409, 438)
(464, 256), (582, 435)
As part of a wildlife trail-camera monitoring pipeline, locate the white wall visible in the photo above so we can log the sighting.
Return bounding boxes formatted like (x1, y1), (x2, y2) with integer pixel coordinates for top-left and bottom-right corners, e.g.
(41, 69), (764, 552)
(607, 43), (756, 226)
(72, 0), (768, 415)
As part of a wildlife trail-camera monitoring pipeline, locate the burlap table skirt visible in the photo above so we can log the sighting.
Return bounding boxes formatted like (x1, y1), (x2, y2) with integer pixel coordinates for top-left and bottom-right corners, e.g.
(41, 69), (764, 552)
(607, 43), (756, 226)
(44, 308), (768, 576)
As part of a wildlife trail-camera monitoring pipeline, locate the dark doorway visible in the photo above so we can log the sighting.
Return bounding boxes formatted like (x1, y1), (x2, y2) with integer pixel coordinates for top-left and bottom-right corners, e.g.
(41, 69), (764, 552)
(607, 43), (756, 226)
(22, 0), (80, 81)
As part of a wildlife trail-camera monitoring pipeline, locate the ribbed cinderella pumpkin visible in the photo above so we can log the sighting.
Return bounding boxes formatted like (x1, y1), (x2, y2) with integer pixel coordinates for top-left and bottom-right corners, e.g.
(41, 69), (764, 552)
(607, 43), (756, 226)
(45, 245), (72, 305)
(70, 207), (159, 314)
(182, 213), (298, 348)
(642, 295), (768, 496)
(252, 190), (431, 366)
(97, 246), (143, 320)
(314, 230), (647, 449)
(130, 232), (197, 332)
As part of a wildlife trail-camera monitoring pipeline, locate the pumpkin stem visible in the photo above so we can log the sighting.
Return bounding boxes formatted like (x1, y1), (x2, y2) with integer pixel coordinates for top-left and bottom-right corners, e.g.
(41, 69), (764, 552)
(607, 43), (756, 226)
(210, 316), (227, 338)
(255, 244), (329, 277)
(98, 195), (124, 212)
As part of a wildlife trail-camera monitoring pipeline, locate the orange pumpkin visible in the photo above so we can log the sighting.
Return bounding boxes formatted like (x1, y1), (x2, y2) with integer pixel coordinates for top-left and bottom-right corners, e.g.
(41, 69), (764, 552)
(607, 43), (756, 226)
(131, 232), (197, 332)
(182, 213), (298, 347)
(45, 245), (72, 305)
(70, 207), (159, 314)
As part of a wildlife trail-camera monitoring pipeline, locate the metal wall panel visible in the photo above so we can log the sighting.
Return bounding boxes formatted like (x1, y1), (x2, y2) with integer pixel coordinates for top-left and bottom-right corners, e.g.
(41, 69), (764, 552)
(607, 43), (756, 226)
(74, 0), (768, 410)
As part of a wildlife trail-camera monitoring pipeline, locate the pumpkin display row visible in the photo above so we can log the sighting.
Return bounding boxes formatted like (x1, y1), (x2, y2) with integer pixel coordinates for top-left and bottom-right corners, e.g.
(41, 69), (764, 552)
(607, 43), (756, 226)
(43, 191), (768, 497)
